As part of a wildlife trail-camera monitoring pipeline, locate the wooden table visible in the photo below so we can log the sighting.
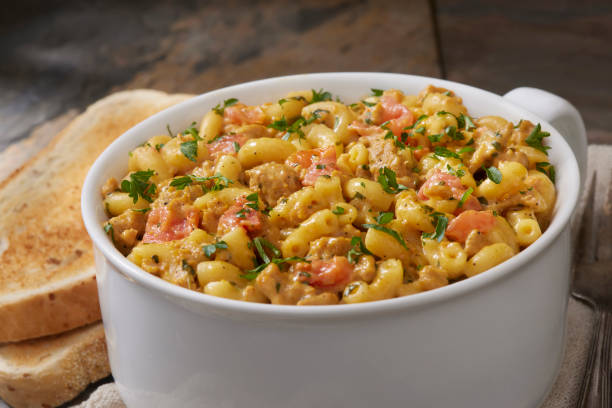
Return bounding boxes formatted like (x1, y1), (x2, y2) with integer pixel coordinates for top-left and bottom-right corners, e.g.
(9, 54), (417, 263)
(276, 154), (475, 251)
(1, 0), (611, 156)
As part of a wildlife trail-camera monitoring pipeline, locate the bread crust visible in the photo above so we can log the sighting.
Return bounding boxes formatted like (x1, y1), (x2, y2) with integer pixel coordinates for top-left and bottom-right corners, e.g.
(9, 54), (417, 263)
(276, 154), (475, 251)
(0, 90), (193, 342)
(0, 322), (110, 408)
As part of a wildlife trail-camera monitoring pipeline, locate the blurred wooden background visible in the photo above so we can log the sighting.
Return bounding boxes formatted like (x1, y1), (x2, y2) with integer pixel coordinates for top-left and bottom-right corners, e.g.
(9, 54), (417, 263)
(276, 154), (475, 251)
(1, 0), (611, 154)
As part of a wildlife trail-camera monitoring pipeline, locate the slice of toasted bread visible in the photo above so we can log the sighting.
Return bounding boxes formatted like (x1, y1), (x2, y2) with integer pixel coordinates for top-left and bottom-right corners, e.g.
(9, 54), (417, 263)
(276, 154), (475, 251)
(0, 322), (109, 408)
(0, 90), (192, 342)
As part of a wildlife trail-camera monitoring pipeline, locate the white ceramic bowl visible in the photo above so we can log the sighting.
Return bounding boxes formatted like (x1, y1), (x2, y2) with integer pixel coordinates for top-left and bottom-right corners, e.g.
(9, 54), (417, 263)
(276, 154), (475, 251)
(82, 73), (586, 408)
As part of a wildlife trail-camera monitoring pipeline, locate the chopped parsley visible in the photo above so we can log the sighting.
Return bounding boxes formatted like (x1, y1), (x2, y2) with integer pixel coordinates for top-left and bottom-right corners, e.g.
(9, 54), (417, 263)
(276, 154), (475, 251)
(212, 98), (238, 115)
(375, 212), (394, 225)
(245, 192), (259, 210)
(170, 173), (233, 192)
(241, 237), (308, 280)
(362, 100), (377, 107)
(202, 241), (229, 258)
(460, 114), (476, 131)
(362, 223), (408, 249)
(446, 164), (465, 178)
(166, 124), (174, 138)
(347, 236), (372, 264)
(121, 170), (157, 203)
(268, 117), (289, 131)
(406, 114), (428, 129)
(535, 162), (556, 183)
(483, 165), (502, 184)
(180, 140), (199, 162)
(422, 212), (448, 242)
(131, 207), (151, 213)
(103, 223), (115, 245)
(273, 111), (325, 139)
(525, 123), (551, 154)
(371, 88), (384, 97)
(458, 187), (474, 208)
(182, 259), (195, 276)
(310, 89), (332, 103)
(332, 206), (345, 215)
(457, 146), (475, 155)
(428, 133), (442, 143)
(377, 167), (409, 194)
(182, 122), (202, 141)
(433, 146), (460, 159)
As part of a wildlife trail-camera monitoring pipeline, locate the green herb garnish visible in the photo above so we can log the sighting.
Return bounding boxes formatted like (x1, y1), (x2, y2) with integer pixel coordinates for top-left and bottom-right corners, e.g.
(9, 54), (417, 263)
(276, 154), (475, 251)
(310, 89), (332, 103)
(525, 123), (551, 154)
(535, 161), (556, 183)
(182, 122), (202, 141)
(347, 236), (372, 264)
(241, 237), (307, 280)
(212, 98), (238, 115)
(422, 212), (448, 242)
(332, 206), (345, 215)
(121, 170), (157, 203)
(377, 167), (409, 194)
(375, 212), (394, 225)
(203, 240), (229, 258)
(371, 88), (384, 97)
(131, 207), (151, 213)
(103, 223), (115, 245)
(458, 187), (474, 208)
(433, 146), (460, 159)
(182, 259), (195, 276)
(483, 165), (502, 184)
(180, 140), (199, 162)
(362, 223), (408, 249)
(170, 174), (233, 192)
(245, 192), (259, 210)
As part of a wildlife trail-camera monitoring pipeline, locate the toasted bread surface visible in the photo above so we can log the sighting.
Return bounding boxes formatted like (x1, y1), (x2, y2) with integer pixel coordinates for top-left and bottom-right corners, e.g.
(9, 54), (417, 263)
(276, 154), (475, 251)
(0, 90), (193, 342)
(0, 322), (109, 408)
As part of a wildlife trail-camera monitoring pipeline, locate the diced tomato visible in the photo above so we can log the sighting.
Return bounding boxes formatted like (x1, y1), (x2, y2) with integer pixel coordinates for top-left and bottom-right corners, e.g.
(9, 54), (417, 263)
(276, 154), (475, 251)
(446, 210), (496, 243)
(413, 146), (430, 161)
(418, 170), (465, 201)
(417, 169), (482, 214)
(380, 95), (412, 123)
(388, 114), (415, 138)
(224, 103), (266, 125)
(295, 256), (354, 292)
(286, 146), (338, 186)
(460, 196), (482, 212)
(143, 203), (200, 243)
(207, 133), (249, 159)
(217, 195), (265, 237)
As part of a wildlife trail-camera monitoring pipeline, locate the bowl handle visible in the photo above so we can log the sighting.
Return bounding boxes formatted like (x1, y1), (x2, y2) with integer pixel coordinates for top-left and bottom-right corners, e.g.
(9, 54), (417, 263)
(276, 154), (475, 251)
(503, 87), (587, 190)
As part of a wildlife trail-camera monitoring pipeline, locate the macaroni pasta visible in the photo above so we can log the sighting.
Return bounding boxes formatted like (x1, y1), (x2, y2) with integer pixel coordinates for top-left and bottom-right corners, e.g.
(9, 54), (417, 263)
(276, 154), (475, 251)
(102, 85), (557, 305)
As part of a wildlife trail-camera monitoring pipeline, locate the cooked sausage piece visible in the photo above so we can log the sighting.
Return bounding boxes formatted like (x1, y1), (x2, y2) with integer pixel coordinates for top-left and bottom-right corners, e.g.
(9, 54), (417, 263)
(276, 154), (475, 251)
(245, 162), (301, 207)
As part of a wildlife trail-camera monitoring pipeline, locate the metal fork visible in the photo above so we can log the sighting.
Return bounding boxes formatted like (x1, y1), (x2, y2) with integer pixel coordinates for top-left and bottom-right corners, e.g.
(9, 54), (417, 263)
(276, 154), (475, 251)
(572, 170), (612, 408)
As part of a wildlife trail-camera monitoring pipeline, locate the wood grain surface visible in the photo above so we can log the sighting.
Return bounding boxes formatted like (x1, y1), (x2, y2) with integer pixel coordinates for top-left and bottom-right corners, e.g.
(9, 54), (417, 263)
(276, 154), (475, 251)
(0, 0), (440, 154)
(2, 0), (610, 154)
(435, 0), (612, 143)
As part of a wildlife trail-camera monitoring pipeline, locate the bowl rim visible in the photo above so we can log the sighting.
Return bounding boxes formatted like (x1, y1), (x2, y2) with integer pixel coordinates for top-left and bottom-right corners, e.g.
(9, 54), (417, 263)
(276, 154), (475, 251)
(81, 71), (581, 319)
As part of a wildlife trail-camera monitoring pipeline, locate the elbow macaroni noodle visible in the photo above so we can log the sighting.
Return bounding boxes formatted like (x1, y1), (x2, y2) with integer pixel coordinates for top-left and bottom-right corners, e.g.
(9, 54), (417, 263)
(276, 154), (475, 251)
(103, 84), (557, 305)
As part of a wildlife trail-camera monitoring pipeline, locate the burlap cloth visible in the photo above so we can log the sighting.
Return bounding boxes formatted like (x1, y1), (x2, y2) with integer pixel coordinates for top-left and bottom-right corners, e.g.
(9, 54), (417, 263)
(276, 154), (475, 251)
(74, 145), (611, 408)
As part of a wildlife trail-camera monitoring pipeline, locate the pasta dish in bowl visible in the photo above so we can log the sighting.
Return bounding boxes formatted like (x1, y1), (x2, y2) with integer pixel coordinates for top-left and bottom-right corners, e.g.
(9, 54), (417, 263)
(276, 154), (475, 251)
(101, 85), (557, 305)
(82, 73), (584, 408)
